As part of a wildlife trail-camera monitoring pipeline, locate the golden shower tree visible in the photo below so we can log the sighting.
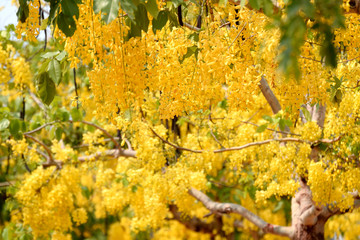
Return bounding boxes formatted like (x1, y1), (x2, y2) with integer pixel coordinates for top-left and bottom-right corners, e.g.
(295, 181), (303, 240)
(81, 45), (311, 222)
(1, 0), (360, 239)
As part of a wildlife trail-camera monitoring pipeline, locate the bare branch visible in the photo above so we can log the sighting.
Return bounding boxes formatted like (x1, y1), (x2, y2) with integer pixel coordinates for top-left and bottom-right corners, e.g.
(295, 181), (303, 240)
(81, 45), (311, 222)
(258, 77), (282, 115)
(184, 22), (201, 31)
(28, 146), (49, 161)
(300, 55), (322, 63)
(313, 135), (343, 145)
(188, 188), (294, 238)
(24, 134), (54, 163)
(70, 120), (121, 150)
(25, 120), (121, 150)
(228, 0), (281, 13)
(150, 126), (308, 153)
(207, 122), (226, 149)
(0, 181), (15, 187)
(28, 91), (48, 117)
(240, 120), (301, 136)
(77, 149), (136, 161)
(228, 22), (248, 50)
(25, 121), (58, 134)
(169, 204), (220, 234)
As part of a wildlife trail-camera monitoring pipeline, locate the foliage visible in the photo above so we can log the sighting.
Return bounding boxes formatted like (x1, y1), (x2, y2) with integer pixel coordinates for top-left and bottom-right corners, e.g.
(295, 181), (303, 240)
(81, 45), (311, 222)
(1, 0), (360, 239)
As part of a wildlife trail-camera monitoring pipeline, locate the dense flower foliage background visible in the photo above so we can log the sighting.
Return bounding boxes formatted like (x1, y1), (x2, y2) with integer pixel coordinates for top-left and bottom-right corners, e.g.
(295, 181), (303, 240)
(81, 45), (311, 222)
(1, 0), (360, 239)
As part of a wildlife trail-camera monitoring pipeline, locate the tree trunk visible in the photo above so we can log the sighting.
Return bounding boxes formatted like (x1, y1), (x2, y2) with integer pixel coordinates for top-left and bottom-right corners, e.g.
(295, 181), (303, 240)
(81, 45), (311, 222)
(293, 218), (326, 240)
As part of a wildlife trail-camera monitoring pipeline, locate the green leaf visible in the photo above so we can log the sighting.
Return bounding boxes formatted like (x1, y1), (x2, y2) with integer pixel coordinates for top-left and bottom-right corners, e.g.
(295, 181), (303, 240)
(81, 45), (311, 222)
(168, 10), (180, 28)
(55, 51), (67, 62)
(171, 0), (183, 7)
(279, 119), (286, 131)
(273, 200), (284, 213)
(49, 0), (61, 23)
(126, 20), (142, 39)
(48, 59), (62, 85)
(55, 127), (63, 140)
(152, 10), (168, 33)
(256, 124), (268, 133)
(16, 0), (29, 23)
(249, 0), (260, 10)
(218, 0), (228, 7)
(263, 0), (274, 16)
(41, 51), (60, 59)
(71, 108), (83, 121)
(188, 32), (199, 42)
(54, 108), (70, 121)
(2, 226), (14, 240)
(9, 119), (20, 136)
(39, 58), (51, 74)
(93, 0), (120, 24)
(218, 99), (228, 110)
(301, 107), (311, 122)
(119, 0), (137, 20)
(122, 177), (129, 187)
(61, 0), (80, 19)
(0, 119), (10, 131)
(144, 0), (159, 18)
(135, 4), (149, 32)
(57, 13), (77, 37)
(40, 18), (49, 30)
(36, 72), (56, 106)
(262, 115), (273, 123)
(284, 119), (292, 127)
(179, 45), (198, 63)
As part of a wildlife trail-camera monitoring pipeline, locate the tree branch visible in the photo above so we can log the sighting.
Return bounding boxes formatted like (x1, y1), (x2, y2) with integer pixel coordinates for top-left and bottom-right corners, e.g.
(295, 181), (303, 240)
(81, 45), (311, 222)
(77, 149), (136, 161)
(25, 120), (121, 150)
(184, 22), (201, 31)
(258, 76), (282, 115)
(188, 188), (294, 238)
(24, 134), (54, 163)
(150, 126), (309, 153)
(169, 204), (220, 234)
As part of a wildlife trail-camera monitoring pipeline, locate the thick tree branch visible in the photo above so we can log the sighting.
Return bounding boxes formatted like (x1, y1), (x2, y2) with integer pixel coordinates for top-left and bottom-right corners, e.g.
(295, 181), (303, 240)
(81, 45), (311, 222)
(258, 76), (282, 114)
(188, 188), (294, 238)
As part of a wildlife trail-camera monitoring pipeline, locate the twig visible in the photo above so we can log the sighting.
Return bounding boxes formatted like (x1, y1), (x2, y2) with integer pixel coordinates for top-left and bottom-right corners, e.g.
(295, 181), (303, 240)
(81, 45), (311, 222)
(73, 68), (79, 109)
(24, 120), (58, 134)
(338, 55), (360, 63)
(241, 34), (256, 46)
(300, 55), (322, 63)
(24, 134), (61, 169)
(77, 149), (136, 161)
(28, 146), (49, 161)
(150, 126), (308, 153)
(188, 188), (294, 237)
(241, 120), (301, 136)
(228, 0), (281, 13)
(313, 135), (343, 144)
(69, 120), (121, 149)
(25, 120), (121, 150)
(0, 181), (15, 187)
(29, 91), (48, 117)
(219, 22), (231, 28)
(208, 122), (226, 148)
(227, 22), (247, 50)
(184, 22), (201, 31)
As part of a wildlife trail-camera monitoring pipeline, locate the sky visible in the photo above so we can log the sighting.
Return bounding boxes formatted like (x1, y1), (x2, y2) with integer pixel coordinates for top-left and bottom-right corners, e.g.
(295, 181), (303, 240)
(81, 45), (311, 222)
(0, 0), (18, 30)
